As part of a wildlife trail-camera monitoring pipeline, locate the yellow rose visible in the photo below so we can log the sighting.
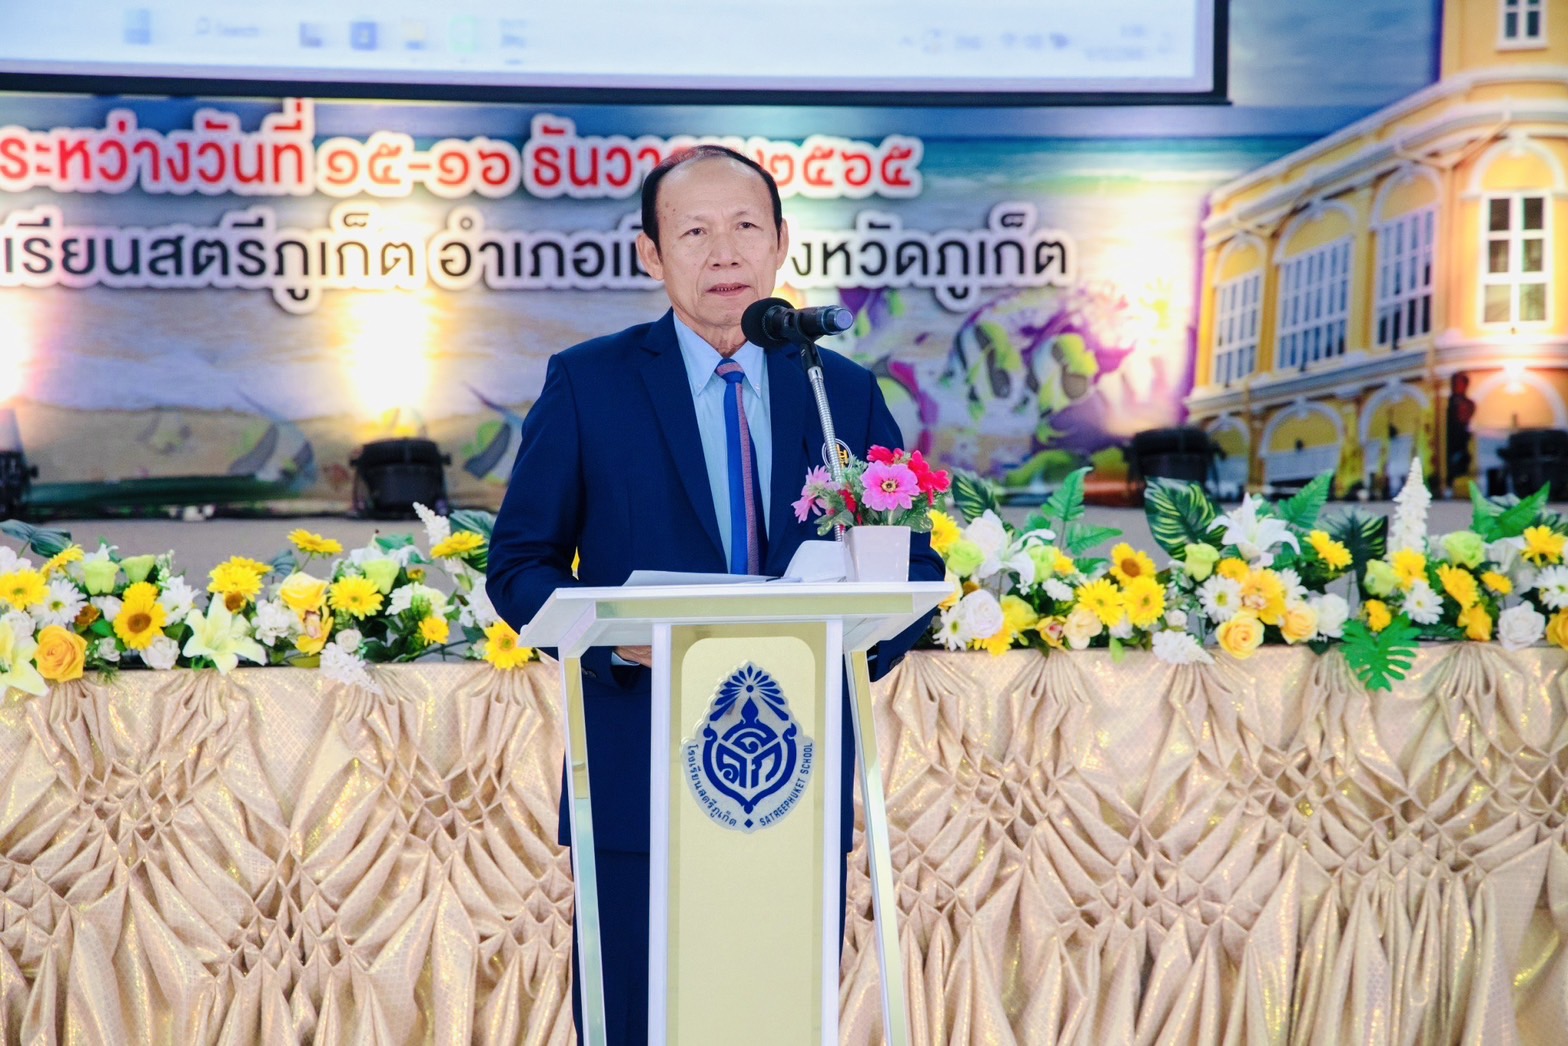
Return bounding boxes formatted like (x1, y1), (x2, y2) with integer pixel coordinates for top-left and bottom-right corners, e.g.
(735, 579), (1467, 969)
(1279, 601), (1319, 645)
(35, 625), (87, 683)
(278, 572), (329, 615)
(1547, 610), (1568, 650)
(1000, 594), (1039, 633)
(1216, 612), (1264, 659)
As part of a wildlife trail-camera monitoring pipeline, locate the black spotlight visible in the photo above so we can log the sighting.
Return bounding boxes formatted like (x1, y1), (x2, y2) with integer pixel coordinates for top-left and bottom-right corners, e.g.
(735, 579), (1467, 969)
(1129, 427), (1218, 489)
(350, 438), (450, 519)
(1498, 428), (1568, 498)
(0, 451), (37, 520)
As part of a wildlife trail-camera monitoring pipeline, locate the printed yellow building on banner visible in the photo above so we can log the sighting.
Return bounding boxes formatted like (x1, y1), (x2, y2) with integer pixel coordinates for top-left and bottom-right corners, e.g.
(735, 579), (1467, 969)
(1189, 0), (1568, 498)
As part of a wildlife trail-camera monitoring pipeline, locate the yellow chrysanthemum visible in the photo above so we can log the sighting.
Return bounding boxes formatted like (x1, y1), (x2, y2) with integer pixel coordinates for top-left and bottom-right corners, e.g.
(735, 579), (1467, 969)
(329, 576), (384, 619)
(1457, 603), (1492, 642)
(431, 531), (485, 560)
(1121, 575), (1166, 629)
(1217, 558), (1250, 582)
(483, 620), (535, 669)
(419, 616), (450, 644)
(1481, 571), (1512, 595)
(42, 545), (84, 577)
(1053, 550), (1076, 576)
(1436, 563), (1479, 610)
(208, 562), (264, 604)
(1109, 543), (1157, 585)
(1075, 577), (1124, 627)
(1307, 530), (1352, 570)
(1391, 549), (1427, 591)
(288, 529), (343, 557)
(113, 584), (167, 651)
(1240, 568), (1286, 626)
(1522, 525), (1566, 566)
(219, 556), (273, 577)
(0, 569), (47, 610)
(928, 510), (961, 555)
(1364, 599), (1392, 633)
(974, 625), (1014, 657)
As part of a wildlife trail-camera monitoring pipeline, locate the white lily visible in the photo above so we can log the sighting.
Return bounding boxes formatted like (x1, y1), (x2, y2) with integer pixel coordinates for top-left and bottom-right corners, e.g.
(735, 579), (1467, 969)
(182, 601), (265, 674)
(1210, 494), (1298, 563)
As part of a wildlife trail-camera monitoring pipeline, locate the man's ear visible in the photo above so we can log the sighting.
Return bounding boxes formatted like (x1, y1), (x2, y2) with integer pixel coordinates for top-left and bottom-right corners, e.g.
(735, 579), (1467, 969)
(636, 232), (664, 281)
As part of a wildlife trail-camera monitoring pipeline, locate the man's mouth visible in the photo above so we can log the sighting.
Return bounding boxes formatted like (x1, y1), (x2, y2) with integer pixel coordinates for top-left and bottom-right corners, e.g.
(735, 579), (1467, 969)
(709, 283), (749, 295)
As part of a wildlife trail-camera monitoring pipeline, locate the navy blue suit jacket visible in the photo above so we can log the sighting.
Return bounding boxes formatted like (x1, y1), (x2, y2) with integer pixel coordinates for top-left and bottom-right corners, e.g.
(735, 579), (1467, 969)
(487, 310), (943, 852)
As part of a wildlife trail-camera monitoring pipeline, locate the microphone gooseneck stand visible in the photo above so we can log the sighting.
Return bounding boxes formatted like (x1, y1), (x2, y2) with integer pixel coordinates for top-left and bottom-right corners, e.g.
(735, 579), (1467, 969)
(798, 339), (847, 543)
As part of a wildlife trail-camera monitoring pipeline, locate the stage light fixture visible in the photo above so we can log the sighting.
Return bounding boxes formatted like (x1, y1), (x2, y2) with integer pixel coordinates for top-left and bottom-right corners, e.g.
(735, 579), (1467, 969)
(0, 409), (35, 520)
(350, 438), (450, 519)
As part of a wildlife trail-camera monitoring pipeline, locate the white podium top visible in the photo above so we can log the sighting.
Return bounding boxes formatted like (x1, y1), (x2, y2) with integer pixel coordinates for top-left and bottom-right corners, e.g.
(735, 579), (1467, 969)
(517, 580), (952, 658)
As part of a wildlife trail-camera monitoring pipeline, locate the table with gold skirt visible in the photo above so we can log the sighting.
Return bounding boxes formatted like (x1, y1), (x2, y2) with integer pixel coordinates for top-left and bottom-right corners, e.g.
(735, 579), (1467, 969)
(0, 646), (1564, 1043)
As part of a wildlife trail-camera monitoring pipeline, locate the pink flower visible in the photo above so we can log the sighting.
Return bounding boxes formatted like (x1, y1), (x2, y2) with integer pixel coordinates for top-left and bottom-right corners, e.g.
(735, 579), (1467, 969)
(861, 461), (919, 513)
(867, 446), (900, 465)
(795, 466), (832, 522)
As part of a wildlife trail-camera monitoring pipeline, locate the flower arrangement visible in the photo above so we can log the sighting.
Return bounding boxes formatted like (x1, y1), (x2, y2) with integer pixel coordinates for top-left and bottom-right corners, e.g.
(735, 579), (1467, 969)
(0, 504), (536, 694)
(795, 446), (951, 534)
(922, 457), (1568, 687)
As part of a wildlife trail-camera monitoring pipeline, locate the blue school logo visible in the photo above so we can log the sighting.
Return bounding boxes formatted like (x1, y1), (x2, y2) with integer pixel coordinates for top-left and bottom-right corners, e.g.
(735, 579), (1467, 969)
(682, 662), (814, 833)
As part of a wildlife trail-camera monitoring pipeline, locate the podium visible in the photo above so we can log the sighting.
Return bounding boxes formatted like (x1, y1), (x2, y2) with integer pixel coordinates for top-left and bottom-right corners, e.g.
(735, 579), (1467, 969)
(519, 580), (951, 1045)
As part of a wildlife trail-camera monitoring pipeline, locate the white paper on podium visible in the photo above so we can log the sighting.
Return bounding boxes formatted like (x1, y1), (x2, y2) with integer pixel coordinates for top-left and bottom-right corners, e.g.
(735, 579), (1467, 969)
(623, 570), (772, 586)
(782, 540), (848, 582)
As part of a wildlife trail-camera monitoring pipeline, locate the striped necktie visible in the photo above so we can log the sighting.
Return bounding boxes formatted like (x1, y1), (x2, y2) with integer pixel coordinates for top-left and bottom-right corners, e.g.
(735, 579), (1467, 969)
(715, 359), (761, 575)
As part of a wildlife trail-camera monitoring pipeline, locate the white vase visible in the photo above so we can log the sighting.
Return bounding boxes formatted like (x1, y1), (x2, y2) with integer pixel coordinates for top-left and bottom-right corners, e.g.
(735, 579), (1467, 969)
(844, 525), (910, 582)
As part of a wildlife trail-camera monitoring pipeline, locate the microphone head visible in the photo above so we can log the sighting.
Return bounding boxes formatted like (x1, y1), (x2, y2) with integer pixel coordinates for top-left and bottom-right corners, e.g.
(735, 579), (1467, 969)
(741, 296), (794, 350)
(819, 305), (855, 335)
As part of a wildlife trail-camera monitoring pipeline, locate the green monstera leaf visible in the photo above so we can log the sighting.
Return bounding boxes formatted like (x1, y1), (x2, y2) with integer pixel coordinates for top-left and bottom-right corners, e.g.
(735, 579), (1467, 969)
(1341, 615), (1420, 692)
(1143, 478), (1219, 559)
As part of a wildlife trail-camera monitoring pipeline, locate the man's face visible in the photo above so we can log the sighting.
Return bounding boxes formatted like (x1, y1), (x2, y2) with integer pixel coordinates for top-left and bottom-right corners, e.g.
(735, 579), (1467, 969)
(636, 157), (790, 353)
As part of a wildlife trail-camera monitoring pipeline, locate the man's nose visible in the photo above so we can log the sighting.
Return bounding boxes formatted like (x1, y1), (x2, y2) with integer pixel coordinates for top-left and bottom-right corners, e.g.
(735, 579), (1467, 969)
(707, 231), (742, 264)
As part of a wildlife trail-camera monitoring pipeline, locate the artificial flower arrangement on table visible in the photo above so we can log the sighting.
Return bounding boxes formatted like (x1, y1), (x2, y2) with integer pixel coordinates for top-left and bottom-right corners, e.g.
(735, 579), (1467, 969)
(918, 455), (1568, 684)
(1331, 457), (1568, 689)
(0, 504), (536, 695)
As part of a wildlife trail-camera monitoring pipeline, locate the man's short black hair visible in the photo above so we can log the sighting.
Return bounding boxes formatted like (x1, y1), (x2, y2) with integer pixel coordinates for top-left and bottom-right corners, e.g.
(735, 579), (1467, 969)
(640, 145), (784, 252)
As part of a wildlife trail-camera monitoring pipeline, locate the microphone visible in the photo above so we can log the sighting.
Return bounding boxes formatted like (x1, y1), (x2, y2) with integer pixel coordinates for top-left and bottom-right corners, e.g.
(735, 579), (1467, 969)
(741, 297), (854, 349)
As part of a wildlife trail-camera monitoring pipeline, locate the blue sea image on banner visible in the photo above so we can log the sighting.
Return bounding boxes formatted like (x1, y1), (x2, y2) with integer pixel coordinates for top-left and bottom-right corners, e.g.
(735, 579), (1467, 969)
(683, 662), (814, 833)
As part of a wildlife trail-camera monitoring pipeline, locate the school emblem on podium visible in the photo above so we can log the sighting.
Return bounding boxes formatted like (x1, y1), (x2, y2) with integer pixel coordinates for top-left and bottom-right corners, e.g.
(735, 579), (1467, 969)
(683, 662), (814, 833)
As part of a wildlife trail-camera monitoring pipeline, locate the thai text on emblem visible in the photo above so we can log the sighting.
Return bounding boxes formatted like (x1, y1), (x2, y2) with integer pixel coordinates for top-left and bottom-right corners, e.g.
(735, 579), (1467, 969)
(682, 662), (814, 832)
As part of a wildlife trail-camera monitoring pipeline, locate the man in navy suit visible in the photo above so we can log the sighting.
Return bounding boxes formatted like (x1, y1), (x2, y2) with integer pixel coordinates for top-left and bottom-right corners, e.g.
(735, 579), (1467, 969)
(486, 145), (942, 1044)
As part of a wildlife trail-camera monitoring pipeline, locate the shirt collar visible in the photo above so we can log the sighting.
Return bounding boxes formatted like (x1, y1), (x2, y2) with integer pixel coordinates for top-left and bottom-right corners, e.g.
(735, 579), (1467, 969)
(672, 313), (766, 397)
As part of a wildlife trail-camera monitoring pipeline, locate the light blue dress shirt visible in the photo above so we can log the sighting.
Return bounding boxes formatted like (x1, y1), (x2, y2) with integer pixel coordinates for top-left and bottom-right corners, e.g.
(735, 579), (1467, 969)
(672, 315), (773, 565)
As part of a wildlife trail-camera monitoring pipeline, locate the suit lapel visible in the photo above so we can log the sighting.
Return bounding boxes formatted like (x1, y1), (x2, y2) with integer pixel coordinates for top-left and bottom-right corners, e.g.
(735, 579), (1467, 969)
(765, 343), (813, 576)
(639, 312), (726, 566)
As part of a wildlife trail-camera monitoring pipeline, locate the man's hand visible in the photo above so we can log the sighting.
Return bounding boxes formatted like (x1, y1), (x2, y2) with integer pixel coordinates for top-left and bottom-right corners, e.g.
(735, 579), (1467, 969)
(615, 645), (654, 667)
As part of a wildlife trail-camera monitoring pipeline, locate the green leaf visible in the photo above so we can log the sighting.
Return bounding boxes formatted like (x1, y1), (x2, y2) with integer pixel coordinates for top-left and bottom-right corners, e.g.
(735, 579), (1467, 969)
(1468, 482), (1504, 539)
(949, 469), (1000, 524)
(1041, 467), (1090, 527)
(449, 509), (496, 541)
(1341, 614), (1420, 692)
(1418, 622), (1466, 642)
(1493, 484), (1551, 540)
(0, 519), (73, 558)
(1109, 636), (1126, 664)
(375, 533), (416, 551)
(1326, 509), (1387, 599)
(89, 619), (113, 637)
(1276, 472), (1333, 531)
(1062, 522), (1122, 557)
(1142, 478), (1219, 559)
(269, 549), (299, 577)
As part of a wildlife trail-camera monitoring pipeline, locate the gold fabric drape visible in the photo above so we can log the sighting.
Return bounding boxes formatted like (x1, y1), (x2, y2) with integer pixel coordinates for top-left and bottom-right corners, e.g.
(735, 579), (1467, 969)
(1, 647), (1565, 1043)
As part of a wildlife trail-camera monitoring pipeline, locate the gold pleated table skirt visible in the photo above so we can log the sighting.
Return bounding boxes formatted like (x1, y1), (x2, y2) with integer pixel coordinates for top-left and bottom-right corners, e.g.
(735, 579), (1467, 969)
(0, 646), (1564, 1043)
